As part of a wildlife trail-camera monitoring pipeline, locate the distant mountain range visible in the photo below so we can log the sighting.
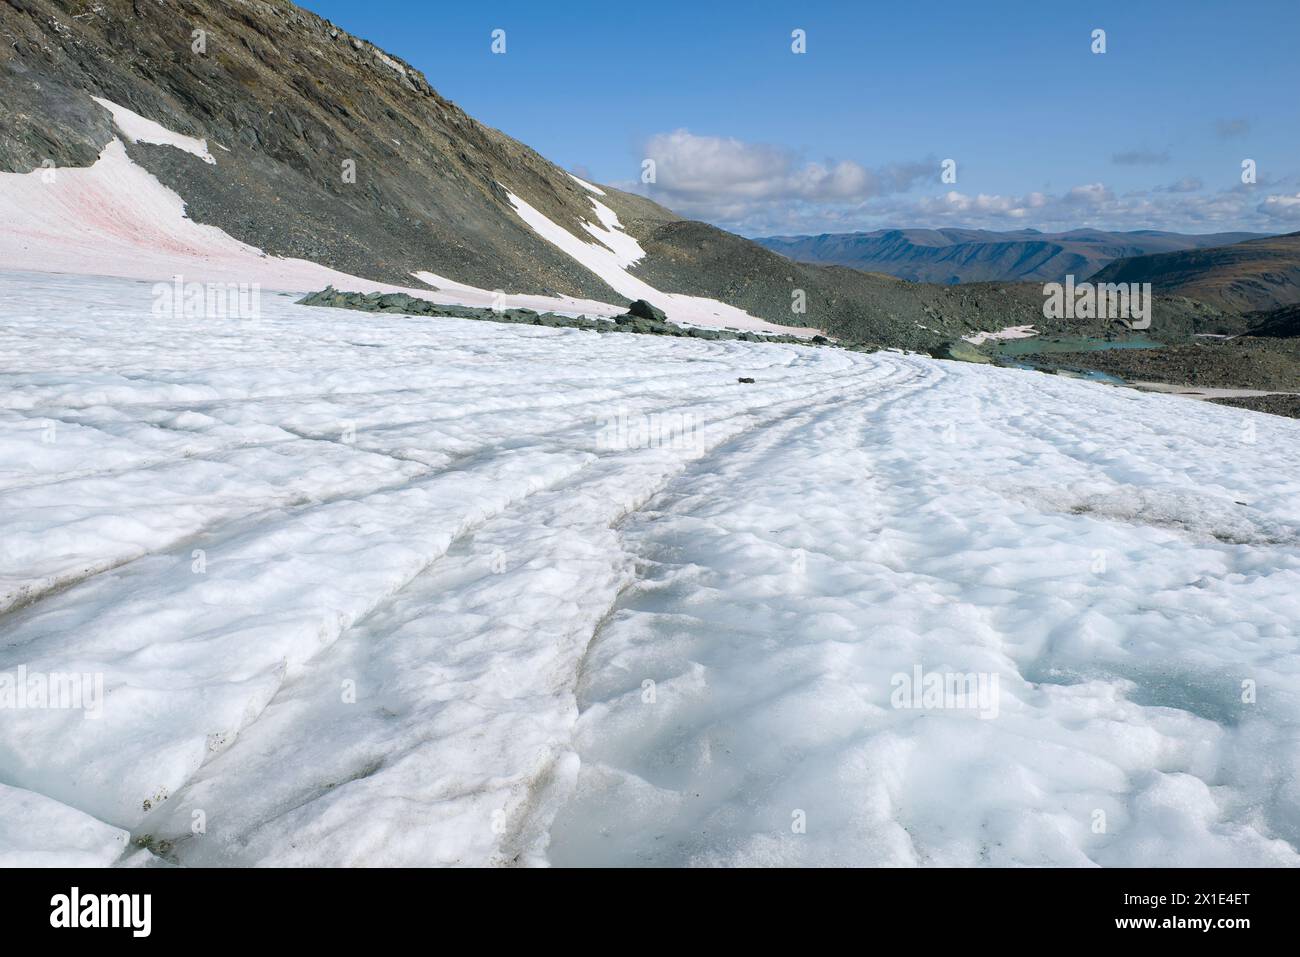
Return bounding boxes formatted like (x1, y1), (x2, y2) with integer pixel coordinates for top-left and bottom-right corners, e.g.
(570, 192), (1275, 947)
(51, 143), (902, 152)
(1092, 232), (1300, 313)
(754, 228), (1270, 285)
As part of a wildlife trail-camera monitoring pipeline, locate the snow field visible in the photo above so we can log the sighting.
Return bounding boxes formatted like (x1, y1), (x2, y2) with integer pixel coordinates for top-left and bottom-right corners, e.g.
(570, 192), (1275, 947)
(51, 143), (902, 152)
(0, 271), (1297, 866)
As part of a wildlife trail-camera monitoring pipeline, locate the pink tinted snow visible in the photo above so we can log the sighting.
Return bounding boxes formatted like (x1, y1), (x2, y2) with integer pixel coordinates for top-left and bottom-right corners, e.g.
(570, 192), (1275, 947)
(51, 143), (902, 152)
(1, 104), (816, 336)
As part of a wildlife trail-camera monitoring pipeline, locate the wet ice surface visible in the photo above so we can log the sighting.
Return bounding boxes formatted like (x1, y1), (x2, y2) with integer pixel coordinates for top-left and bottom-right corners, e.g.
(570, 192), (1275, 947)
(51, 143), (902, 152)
(1, 271), (1297, 867)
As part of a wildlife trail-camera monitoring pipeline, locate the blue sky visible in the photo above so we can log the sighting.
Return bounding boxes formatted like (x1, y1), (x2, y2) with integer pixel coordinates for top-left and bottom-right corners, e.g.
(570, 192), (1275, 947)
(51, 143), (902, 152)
(300, 0), (1300, 236)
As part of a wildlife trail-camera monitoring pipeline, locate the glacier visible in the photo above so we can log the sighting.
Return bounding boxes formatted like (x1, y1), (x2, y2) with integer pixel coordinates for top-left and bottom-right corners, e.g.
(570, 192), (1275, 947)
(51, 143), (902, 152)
(0, 270), (1298, 867)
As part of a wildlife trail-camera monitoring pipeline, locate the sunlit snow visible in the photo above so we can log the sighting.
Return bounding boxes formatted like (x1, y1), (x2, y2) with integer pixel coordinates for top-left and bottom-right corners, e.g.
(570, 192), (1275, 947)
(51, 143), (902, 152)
(1, 271), (1297, 866)
(90, 97), (217, 165)
(503, 188), (819, 336)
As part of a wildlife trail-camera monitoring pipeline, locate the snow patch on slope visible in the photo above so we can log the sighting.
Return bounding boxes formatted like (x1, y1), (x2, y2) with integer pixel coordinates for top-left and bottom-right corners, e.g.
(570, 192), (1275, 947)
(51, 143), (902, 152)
(91, 97), (216, 165)
(0, 140), (608, 319)
(504, 188), (818, 336)
(567, 172), (606, 196)
(580, 196), (645, 267)
(964, 324), (1038, 345)
(0, 139), (398, 291)
(0, 124), (807, 335)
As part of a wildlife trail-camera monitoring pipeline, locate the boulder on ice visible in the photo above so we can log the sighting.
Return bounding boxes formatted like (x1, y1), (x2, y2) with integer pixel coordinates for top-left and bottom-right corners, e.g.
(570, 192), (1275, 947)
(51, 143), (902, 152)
(626, 299), (668, 322)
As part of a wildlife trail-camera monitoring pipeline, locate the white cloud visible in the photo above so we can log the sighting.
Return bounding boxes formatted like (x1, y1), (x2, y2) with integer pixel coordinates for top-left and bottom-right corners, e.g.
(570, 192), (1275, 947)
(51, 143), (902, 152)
(1063, 183), (1115, 206)
(615, 130), (1297, 235)
(704, 183), (1294, 236)
(1152, 177), (1203, 194)
(1258, 193), (1300, 221)
(915, 190), (1047, 217)
(635, 129), (932, 223)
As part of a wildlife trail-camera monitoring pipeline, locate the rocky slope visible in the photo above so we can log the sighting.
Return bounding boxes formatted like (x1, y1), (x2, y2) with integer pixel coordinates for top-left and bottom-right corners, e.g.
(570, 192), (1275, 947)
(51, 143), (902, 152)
(754, 228), (1266, 285)
(598, 195), (1243, 347)
(1091, 232), (1300, 312)
(0, 0), (628, 298)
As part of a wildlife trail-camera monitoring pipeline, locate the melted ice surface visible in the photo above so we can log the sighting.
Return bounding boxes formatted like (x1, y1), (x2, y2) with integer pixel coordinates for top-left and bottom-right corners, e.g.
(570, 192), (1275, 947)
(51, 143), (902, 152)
(0, 271), (1297, 867)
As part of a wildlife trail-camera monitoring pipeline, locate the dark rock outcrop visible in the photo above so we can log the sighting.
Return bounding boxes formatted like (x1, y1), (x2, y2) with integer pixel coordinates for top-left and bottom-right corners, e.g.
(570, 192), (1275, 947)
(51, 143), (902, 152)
(626, 299), (667, 322)
(296, 287), (821, 346)
(1244, 303), (1300, 338)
